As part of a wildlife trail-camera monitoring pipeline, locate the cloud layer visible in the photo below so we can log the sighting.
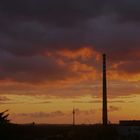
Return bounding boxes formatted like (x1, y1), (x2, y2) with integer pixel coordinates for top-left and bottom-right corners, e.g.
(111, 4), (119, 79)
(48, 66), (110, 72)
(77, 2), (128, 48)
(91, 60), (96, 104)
(0, 0), (139, 98)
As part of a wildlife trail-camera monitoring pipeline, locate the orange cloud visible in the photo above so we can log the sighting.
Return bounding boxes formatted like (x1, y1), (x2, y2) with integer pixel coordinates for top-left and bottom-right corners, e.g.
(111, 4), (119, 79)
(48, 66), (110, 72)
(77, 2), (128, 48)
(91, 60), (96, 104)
(44, 47), (101, 61)
(56, 47), (100, 60)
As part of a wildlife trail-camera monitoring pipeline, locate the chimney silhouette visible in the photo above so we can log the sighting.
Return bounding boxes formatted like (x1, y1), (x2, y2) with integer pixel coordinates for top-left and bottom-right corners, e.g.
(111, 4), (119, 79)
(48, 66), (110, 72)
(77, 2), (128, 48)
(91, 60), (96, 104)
(102, 54), (108, 126)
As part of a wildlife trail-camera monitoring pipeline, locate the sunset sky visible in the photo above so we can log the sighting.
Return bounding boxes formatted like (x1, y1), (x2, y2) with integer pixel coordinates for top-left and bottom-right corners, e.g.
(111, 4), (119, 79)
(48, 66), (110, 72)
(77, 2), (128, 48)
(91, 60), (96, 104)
(0, 0), (140, 124)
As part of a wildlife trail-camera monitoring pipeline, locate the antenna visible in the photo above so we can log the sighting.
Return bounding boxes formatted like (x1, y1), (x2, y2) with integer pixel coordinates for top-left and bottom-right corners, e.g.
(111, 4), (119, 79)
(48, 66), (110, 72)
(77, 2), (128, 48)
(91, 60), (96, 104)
(73, 108), (75, 126)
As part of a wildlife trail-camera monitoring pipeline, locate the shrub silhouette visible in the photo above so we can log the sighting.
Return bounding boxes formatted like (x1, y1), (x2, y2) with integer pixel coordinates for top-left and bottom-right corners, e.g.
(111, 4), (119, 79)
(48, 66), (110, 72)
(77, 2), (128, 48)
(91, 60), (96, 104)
(0, 110), (10, 125)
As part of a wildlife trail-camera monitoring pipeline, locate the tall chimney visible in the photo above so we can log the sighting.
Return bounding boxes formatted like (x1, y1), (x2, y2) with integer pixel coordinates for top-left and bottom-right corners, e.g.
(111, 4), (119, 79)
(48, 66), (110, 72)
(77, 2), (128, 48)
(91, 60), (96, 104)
(102, 54), (108, 125)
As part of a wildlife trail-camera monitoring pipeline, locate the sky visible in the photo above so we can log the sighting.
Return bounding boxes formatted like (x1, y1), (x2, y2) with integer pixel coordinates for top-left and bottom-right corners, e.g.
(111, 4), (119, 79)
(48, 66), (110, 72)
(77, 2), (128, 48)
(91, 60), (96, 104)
(0, 0), (140, 124)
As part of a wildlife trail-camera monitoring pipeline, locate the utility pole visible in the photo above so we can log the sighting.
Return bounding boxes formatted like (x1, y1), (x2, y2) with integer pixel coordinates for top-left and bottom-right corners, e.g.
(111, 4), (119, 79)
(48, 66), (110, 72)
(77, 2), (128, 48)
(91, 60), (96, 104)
(73, 108), (75, 126)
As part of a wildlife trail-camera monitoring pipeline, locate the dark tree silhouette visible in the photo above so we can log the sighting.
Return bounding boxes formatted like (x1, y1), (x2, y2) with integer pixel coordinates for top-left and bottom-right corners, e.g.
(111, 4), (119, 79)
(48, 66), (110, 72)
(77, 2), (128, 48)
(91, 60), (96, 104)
(0, 110), (10, 125)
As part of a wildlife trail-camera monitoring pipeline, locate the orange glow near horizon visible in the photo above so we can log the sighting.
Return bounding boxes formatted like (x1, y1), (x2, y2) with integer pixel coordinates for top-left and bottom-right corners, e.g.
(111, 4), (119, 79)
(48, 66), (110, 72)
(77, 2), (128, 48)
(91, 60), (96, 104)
(0, 48), (140, 124)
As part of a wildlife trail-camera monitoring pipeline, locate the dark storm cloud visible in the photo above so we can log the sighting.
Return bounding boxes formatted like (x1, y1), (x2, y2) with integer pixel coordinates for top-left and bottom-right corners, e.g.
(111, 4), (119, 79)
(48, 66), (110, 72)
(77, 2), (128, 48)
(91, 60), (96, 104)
(112, 0), (140, 23)
(0, 0), (140, 24)
(0, 0), (140, 52)
(0, 0), (105, 26)
(0, 21), (88, 56)
(0, 16), (140, 58)
(0, 0), (139, 83)
(0, 51), (80, 83)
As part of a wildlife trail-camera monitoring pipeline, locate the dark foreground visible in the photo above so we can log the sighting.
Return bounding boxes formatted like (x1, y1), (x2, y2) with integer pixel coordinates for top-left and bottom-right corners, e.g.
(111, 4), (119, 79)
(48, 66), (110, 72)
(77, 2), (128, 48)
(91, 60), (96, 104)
(0, 124), (140, 140)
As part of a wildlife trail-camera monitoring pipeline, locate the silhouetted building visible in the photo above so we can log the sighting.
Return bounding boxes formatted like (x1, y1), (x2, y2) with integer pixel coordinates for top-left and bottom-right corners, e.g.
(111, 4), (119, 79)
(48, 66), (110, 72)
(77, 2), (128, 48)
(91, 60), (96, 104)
(102, 54), (108, 126)
(120, 120), (140, 126)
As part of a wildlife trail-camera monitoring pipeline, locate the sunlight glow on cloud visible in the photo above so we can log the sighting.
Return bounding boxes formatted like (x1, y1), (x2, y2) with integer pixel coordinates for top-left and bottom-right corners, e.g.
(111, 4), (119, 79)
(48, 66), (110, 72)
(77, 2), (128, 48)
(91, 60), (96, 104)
(0, 0), (140, 124)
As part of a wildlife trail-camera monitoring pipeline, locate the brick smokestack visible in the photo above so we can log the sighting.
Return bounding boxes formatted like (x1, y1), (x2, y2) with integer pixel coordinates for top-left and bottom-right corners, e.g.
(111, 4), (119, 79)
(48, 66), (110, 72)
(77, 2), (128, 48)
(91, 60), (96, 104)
(102, 54), (108, 125)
